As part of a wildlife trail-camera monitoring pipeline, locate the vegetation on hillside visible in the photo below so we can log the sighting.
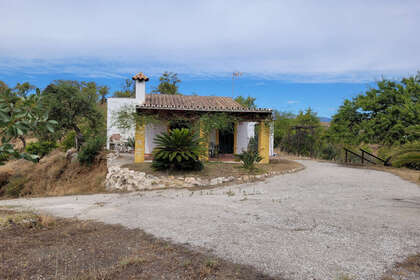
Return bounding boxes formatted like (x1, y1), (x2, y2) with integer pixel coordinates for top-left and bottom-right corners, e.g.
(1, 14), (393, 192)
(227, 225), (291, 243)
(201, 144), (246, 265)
(0, 78), (109, 197)
(42, 80), (105, 150)
(0, 150), (106, 198)
(326, 74), (419, 145)
(0, 85), (57, 164)
(272, 73), (419, 169)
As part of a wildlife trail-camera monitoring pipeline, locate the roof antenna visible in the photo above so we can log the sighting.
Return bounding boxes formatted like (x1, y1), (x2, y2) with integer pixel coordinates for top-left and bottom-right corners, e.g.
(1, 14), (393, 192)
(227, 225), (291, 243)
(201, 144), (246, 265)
(232, 72), (243, 98)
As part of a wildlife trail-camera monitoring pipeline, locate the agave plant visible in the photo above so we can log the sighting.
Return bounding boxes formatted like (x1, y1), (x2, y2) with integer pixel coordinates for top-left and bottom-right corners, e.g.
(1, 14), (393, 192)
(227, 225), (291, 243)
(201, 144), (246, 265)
(236, 137), (263, 172)
(390, 141), (420, 170)
(126, 136), (135, 149)
(152, 128), (206, 171)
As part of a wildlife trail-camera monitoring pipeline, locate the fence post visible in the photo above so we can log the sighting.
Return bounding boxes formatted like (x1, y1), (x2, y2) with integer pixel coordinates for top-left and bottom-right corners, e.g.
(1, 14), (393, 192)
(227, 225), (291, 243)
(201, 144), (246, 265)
(361, 150), (364, 164)
(345, 149), (348, 163)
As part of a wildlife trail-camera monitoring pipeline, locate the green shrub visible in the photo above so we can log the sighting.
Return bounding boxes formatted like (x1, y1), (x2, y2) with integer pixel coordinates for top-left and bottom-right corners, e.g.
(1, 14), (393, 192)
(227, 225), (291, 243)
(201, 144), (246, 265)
(378, 145), (393, 161)
(26, 141), (57, 158)
(152, 128), (205, 171)
(78, 136), (105, 166)
(247, 136), (258, 153)
(390, 141), (420, 170)
(320, 143), (340, 160)
(127, 136), (135, 149)
(236, 137), (262, 171)
(237, 150), (262, 171)
(4, 175), (27, 197)
(61, 131), (76, 151)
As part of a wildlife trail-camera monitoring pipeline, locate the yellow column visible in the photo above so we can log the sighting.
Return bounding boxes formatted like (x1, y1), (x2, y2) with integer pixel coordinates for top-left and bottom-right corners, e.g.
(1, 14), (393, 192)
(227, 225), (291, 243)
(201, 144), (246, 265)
(233, 122), (238, 154)
(199, 125), (208, 161)
(134, 123), (145, 163)
(258, 121), (270, 164)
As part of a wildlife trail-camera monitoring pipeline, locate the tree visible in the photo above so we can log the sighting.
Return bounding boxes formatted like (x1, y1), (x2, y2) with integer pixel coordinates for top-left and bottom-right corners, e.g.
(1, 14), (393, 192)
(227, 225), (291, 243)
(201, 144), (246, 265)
(113, 79), (135, 98)
(0, 88), (57, 164)
(325, 99), (363, 145)
(81, 81), (99, 103)
(13, 82), (35, 97)
(0, 81), (8, 93)
(278, 108), (322, 157)
(294, 107), (321, 127)
(42, 80), (104, 150)
(98, 86), (109, 104)
(273, 111), (295, 147)
(235, 96), (257, 109)
(327, 74), (420, 145)
(153, 72), (181, 95)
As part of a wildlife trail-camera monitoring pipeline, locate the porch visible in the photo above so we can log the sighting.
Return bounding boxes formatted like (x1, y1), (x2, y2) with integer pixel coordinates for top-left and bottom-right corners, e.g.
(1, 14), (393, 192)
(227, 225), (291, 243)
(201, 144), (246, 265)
(134, 112), (273, 164)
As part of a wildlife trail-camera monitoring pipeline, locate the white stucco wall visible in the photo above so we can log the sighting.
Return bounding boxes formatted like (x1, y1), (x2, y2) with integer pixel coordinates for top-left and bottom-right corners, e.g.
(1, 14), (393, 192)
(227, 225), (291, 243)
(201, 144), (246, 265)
(236, 121), (274, 156)
(269, 123), (274, 156)
(135, 80), (146, 104)
(145, 123), (167, 154)
(236, 122), (256, 154)
(107, 79), (147, 150)
(106, 98), (136, 149)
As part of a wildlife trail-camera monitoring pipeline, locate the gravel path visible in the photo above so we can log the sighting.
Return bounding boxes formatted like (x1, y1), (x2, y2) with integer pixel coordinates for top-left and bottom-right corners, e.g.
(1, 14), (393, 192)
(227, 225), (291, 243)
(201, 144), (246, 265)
(1, 160), (420, 280)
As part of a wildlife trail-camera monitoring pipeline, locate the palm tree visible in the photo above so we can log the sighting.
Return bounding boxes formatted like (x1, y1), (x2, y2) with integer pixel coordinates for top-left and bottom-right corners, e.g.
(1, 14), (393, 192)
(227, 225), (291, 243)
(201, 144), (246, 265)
(98, 86), (109, 104)
(152, 128), (206, 171)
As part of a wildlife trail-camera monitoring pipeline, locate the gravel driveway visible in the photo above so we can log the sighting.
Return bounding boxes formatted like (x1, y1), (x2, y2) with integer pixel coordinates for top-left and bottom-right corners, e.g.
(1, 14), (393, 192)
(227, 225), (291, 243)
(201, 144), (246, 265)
(1, 160), (420, 280)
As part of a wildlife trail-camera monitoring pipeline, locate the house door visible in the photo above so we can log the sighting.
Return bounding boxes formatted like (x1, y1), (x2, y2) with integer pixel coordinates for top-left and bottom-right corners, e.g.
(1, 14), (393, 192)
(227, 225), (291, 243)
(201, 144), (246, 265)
(219, 127), (234, 154)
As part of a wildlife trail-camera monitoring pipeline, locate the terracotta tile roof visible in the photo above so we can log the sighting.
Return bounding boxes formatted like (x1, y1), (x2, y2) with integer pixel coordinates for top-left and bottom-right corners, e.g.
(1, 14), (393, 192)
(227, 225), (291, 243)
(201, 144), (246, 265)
(132, 72), (150, 82)
(137, 94), (272, 113)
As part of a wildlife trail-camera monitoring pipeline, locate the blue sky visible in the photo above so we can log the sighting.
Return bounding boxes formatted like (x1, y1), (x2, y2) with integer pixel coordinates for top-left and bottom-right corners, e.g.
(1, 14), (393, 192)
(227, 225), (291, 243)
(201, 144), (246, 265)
(1, 0), (419, 117)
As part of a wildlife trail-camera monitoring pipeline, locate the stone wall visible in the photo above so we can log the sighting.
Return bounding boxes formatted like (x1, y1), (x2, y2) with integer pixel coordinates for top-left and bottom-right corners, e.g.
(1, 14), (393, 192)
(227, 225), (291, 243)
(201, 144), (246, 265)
(105, 165), (303, 192)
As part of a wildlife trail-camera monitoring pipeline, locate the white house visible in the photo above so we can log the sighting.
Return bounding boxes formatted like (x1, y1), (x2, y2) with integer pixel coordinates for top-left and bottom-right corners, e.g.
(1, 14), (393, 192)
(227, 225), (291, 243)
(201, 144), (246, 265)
(107, 73), (274, 163)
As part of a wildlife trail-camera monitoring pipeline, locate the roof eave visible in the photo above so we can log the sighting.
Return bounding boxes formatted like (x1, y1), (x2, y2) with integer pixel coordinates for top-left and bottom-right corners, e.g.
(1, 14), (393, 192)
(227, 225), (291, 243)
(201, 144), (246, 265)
(136, 105), (272, 114)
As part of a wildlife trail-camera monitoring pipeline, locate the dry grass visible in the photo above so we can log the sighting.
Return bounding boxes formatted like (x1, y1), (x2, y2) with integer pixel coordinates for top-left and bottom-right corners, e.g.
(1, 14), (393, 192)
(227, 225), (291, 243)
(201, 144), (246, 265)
(370, 166), (420, 186)
(0, 210), (56, 229)
(123, 159), (302, 179)
(0, 149), (107, 198)
(0, 209), (281, 280)
(382, 254), (420, 280)
(118, 256), (147, 268)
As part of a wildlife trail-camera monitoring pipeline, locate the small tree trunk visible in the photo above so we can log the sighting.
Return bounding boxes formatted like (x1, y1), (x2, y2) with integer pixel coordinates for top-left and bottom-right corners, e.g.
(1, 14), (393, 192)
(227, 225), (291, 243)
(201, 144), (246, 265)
(73, 126), (83, 151)
(19, 136), (26, 151)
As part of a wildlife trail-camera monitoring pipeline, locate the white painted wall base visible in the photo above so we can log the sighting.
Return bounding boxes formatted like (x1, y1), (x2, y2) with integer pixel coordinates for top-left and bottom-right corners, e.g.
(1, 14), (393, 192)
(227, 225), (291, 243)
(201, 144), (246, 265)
(106, 98), (135, 149)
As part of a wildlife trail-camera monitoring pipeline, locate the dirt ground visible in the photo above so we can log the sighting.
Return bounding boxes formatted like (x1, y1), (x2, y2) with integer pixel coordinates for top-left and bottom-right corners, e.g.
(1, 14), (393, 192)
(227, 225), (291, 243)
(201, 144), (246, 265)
(0, 209), (277, 280)
(2, 160), (419, 280)
(382, 254), (420, 280)
(123, 158), (302, 178)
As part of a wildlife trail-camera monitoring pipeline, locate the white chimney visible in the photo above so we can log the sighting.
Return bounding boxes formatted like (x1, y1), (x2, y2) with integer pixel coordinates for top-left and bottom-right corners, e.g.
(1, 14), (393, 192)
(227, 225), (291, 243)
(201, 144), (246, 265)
(132, 72), (149, 105)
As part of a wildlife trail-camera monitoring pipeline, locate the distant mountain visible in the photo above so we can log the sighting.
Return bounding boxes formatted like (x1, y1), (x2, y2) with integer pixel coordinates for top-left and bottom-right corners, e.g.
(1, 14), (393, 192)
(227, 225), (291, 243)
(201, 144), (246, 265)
(319, 117), (332, 122)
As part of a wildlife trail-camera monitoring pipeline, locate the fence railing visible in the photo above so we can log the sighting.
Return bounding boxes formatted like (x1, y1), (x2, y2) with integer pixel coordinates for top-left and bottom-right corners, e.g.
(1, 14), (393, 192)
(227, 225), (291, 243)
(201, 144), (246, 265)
(344, 148), (389, 166)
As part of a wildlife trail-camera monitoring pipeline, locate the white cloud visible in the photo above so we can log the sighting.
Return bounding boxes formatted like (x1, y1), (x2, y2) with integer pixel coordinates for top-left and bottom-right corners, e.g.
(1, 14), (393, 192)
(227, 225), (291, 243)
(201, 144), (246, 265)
(1, 0), (419, 82)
